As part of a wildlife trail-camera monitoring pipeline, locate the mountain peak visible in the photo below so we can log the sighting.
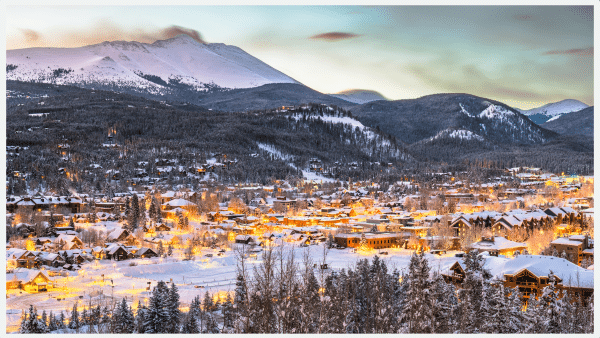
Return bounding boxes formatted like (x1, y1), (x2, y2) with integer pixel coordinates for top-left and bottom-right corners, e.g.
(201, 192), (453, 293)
(7, 36), (298, 92)
(519, 99), (589, 125)
(151, 34), (204, 47)
(330, 89), (387, 104)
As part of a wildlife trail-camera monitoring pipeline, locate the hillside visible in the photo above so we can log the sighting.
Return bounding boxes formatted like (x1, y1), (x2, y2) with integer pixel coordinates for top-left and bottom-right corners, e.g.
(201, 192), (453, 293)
(195, 83), (357, 111)
(541, 106), (594, 138)
(349, 93), (557, 145)
(6, 82), (411, 186)
(519, 99), (589, 125)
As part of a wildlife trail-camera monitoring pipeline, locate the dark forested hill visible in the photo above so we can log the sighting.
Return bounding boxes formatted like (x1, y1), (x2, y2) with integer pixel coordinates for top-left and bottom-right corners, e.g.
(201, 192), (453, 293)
(349, 93), (557, 145)
(6, 82), (412, 191)
(194, 83), (357, 111)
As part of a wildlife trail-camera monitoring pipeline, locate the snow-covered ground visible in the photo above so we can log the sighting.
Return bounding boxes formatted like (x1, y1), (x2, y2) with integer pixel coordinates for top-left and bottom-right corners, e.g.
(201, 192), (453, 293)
(6, 242), (466, 333)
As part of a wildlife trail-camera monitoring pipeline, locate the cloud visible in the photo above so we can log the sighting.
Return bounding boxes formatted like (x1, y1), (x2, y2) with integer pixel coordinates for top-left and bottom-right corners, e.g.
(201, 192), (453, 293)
(310, 32), (360, 41)
(544, 47), (593, 56)
(19, 29), (41, 43)
(407, 62), (557, 104)
(159, 26), (205, 44)
(11, 19), (204, 49)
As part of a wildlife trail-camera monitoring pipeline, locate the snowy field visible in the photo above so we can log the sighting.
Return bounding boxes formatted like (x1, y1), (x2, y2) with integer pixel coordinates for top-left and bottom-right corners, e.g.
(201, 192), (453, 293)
(6, 242), (468, 333)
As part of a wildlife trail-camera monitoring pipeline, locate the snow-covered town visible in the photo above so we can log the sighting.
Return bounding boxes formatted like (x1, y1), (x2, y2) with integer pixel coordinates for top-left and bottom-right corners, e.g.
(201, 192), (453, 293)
(6, 167), (594, 333)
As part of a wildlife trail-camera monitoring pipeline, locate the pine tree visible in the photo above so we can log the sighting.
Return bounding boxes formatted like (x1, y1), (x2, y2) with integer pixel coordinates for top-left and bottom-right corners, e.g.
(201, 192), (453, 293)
(40, 309), (48, 333)
(157, 241), (165, 257)
(58, 311), (66, 329)
(135, 301), (147, 334)
(540, 273), (561, 333)
(48, 311), (58, 332)
(68, 217), (75, 229)
(431, 273), (456, 333)
(166, 282), (181, 333)
(69, 303), (80, 330)
(168, 244), (173, 256)
(144, 280), (170, 333)
(202, 291), (214, 332)
(505, 287), (525, 333)
(128, 194), (140, 231)
(180, 311), (200, 333)
(124, 197), (131, 219)
(524, 292), (545, 333)
(222, 292), (234, 332)
(233, 272), (248, 332)
(20, 305), (43, 333)
(148, 197), (156, 221)
(113, 298), (134, 333)
(81, 308), (88, 328)
(403, 252), (433, 333)
(152, 197), (162, 223)
(18, 310), (28, 333)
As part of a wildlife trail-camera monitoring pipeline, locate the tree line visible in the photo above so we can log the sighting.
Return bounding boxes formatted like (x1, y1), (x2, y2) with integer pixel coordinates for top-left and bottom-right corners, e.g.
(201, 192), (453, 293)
(20, 249), (593, 334)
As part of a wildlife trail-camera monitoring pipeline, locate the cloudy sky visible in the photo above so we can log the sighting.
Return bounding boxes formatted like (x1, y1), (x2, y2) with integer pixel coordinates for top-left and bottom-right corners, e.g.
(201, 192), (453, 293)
(5, 5), (593, 109)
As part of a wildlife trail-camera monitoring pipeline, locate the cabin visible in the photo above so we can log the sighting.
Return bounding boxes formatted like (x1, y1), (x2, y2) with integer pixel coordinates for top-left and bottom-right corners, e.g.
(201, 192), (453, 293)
(55, 234), (84, 250)
(500, 255), (594, 303)
(6, 248), (37, 269)
(107, 228), (131, 242)
(235, 235), (255, 245)
(91, 246), (106, 259)
(134, 247), (158, 259)
(442, 261), (466, 284)
(105, 245), (132, 261)
(469, 236), (527, 257)
(7, 268), (54, 293)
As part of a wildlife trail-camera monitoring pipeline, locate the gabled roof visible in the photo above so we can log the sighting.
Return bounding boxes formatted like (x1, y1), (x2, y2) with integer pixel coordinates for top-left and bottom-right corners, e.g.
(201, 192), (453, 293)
(498, 255), (593, 288)
(470, 236), (526, 251)
(7, 268), (51, 284)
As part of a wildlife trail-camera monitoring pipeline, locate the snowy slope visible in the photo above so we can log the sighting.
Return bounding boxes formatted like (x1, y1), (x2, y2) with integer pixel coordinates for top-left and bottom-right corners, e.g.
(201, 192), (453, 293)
(429, 128), (485, 142)
(518, 99), (589, 125)
(6, 35), (298, 92)
(329, 89), (388, 104)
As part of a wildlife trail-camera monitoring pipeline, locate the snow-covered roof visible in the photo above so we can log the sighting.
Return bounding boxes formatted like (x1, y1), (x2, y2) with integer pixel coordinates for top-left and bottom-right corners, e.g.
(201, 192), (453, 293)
(7, 268), (51, 283)
(163, 198), (196, 207)
(470, 237), (526, 251)
(551, 237), (584, 246)
(497, 255), (593, 289)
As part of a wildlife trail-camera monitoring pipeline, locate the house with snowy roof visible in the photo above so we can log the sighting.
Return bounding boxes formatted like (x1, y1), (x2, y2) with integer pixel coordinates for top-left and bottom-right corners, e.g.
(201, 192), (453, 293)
(6, 268), (54, 293)
(6, 248), (37, 269)
(36, 251), (65, 267)
(104, 244), (132, 261)
(499, 255), (593, 302)
(162, 198), (196, 211)
(551, 234), (593, 266)
(54, 234), (84, 250)
(106, 228), (131, 242)
(469, 236), (527, 257)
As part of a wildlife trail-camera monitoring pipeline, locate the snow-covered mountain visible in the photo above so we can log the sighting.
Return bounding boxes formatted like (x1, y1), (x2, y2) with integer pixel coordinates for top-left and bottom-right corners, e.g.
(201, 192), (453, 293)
(329, 89), (388, 104)
(6, 34), (299, 93)
(518, 99), (589, 125)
